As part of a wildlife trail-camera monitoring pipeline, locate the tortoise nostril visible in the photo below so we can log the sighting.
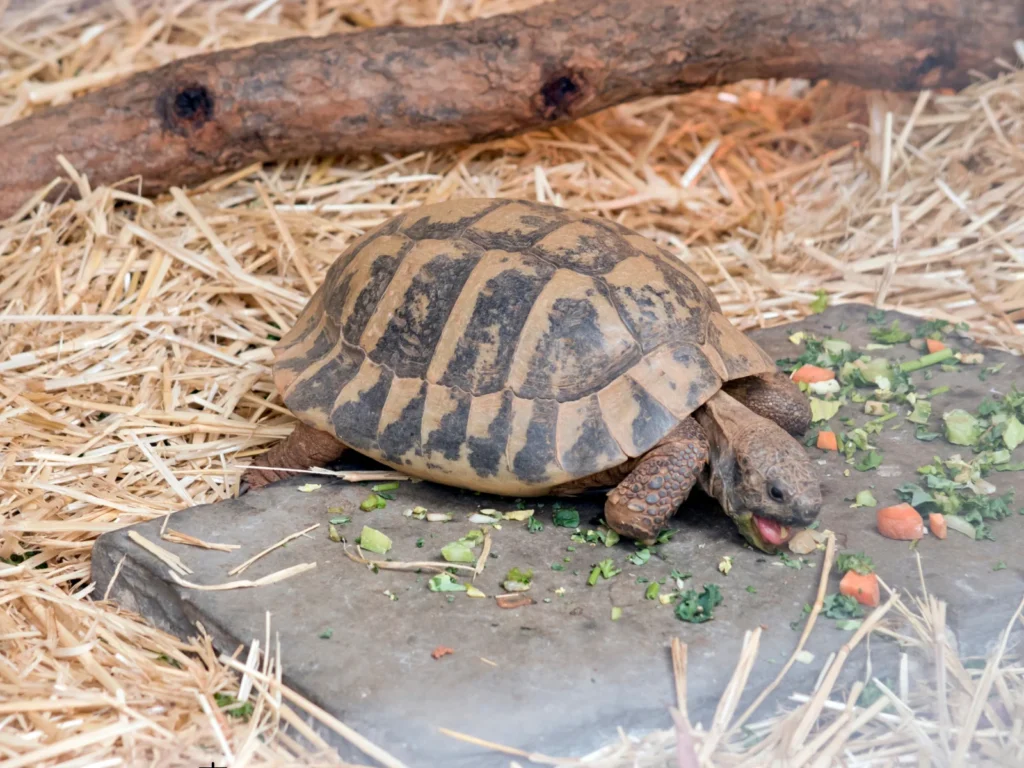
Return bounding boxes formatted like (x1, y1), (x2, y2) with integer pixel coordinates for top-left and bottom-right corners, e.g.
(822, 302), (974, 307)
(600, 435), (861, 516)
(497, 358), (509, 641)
(768, 483), (785, 503)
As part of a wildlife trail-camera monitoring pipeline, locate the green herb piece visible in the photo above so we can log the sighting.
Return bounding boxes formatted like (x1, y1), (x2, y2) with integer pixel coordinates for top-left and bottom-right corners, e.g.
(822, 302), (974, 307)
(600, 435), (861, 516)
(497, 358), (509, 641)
(870, 320), (912, 344)
(329, 514), (351, 525)
(360, 493), (387, 511)
(835, 619), (864, 631)
(674, 584), (723, 624)
(551, 563), (565, 571)
(587, 565), (602, 586)
(915, 425), (941, 441)
(318, 628), (333, 640)
(746, 586), (757, 594)
(358, 526), (392, 555)
(627, 549), (651, 566)
(371, 482), (400, 492)
(505, 567), (533, 585)
(214, 693), (254, 721)
(836, 552), (875, 575)
(809, 289), (829, 314)
(854, 450), (883, 471)
(551, 504), (580, 528)
(587, 558), (621, 585)
(994, 561), (1008, 571)
(655, 530), (675, 544)
(851, 490), (877, 508)
(645, 582), (660, 600)
(669, 569), (692, 583)
(526, 517), (544, 533)
(441, 541), (476, 563)
(867, 309), (887, 324)
(943, 409), (981, 446)
(428, 573), (466, 592)
(610, 607), (623, 621)
(823, 593), (865, 620)
(778, 552), (804, 569)
(416, 538), (425, 548)
(900, 347), (954, 373)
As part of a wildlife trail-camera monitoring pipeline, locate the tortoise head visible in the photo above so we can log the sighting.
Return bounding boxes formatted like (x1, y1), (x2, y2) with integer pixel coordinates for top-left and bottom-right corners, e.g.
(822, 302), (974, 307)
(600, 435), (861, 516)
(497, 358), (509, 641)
(697, 392), (821, 553)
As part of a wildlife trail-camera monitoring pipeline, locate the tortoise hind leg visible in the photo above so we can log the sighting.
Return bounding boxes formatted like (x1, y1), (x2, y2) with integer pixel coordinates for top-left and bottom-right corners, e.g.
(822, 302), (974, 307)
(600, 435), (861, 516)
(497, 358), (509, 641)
(240, 422), (347, 494)
(604, 418), (709, 545)
(724, 371), (811, 437)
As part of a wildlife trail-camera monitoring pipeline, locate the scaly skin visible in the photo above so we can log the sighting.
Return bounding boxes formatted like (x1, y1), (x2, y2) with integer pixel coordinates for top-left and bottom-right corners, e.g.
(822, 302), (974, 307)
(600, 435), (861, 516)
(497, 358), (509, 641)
(604, 419), (709, 544)
(240, 421), (347, 492)
(724, 371), (811, 437)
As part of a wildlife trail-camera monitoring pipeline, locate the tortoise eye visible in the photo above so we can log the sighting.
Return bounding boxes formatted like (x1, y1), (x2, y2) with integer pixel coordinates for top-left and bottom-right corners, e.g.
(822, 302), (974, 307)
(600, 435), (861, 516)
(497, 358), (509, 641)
(768, 483), (785, 503)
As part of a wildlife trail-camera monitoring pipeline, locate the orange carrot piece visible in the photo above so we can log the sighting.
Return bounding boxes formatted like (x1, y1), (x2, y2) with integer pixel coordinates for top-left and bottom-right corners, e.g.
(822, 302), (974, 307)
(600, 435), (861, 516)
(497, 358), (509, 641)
(791, 364), (836, 384)
(877, 503), (924, 540)
(925, 338), (947, 354)
(928, 513), (947, 540)
(840, 571), (880, 608)
(816, 431), (838, 451)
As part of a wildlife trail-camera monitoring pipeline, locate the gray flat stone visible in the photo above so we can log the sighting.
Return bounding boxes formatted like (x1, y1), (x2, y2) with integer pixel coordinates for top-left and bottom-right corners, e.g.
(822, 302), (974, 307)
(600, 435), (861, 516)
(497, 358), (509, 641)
(92, 305), (1024, 766)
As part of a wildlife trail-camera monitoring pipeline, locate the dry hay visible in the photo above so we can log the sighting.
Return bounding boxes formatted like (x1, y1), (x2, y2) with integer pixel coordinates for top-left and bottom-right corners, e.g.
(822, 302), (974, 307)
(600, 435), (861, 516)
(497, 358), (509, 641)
(1, 1), (1023, 766)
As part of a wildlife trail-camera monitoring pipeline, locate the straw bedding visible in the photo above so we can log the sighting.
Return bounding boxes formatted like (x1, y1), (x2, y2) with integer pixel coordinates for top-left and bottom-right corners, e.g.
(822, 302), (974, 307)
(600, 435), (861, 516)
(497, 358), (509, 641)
(1, 1), (1022, 765)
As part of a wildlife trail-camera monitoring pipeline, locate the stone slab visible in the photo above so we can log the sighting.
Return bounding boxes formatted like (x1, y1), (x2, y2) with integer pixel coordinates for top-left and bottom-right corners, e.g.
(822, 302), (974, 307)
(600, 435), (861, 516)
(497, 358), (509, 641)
(92, 305), (1024, 766)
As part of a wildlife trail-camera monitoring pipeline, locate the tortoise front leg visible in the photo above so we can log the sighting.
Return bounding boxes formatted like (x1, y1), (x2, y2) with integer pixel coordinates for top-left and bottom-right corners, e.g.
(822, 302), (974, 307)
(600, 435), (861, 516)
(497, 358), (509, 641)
(240, 421), (347, 494)
(604, 418), (709, 545)
(724, 371), (811, 437)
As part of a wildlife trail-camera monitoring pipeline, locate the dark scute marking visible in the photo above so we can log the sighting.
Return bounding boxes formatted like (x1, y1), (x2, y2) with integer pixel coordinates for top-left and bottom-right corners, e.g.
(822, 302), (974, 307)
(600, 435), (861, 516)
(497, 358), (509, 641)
(466, 390), (513, 477)
(338, 245), (410, 344)
(330, 369), (392, 450)
(378, 382), (427, 462)
(532, 221), (632, 276)
(157, 83), (214, 135)
(276, 328), (335, 373)
(368, 249), (481, 378)
(440, 262), (553, 393)
(462, 215), (564, 253)
(560, 397), (622, 476)
(518, 292), (641, 401)
(424, 390), (471, 461)
(513, 399), (558, 483)
(538, 71), (586, 119)
(610, 280), (694, 351)
(628, 379), (677, 454)
(284, 343), (364, 415)
(401, 204), (499, 241)
(670, 345), (719, 409)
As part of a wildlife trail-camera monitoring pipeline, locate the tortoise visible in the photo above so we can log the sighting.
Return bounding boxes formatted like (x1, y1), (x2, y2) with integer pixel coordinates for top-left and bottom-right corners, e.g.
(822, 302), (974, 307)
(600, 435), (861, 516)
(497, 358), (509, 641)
(241, 199), (821, 552)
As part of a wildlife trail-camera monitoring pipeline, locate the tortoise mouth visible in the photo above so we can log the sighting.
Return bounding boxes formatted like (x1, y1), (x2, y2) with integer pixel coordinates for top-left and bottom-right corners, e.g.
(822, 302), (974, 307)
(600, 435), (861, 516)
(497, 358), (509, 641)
(734, 513), (797, 553)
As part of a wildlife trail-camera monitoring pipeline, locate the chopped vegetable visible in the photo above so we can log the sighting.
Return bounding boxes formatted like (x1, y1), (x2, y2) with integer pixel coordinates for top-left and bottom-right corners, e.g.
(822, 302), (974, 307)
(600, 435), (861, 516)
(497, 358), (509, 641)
(360, 494), (387, 511)
(810, 398), (842, 423)
(823, 593), (865, 620)
(900, 347), (954, 373)
(358, 526), (392, 554)
(718, 556), (733, 575)
(587, 558), (621, 585)
(495, 594), (534, 609)
(907, 400), (932, 425)
(551, 504), (580, 528)
(787, 529), (822, 554)
(839, 571), (880, 608)
(297, 483), (322, 493)
(817, 431), (838, 451)
(928, 513), (947, 539)
(994, 561), (1007, 571)
(943, 515), (977, 539)
(644, 582), (660, 600)
(526, 517), (544, 533)
(441, 541), (476, 563)
(870, 320), (912, 344)
(627, 548), (651, 566)
(943, 409), (981, 446)
(836, 552), (874, 575)
(502, 508), (534, 521)
(809, 289), (829, 314)
(851, 489), (877, 508)
(426, 512), (453, 523)
(876, 503), (924, 540)
(466, 585), (486, 598)
(1003, 416), (1024, 451)
(791, 364), (836, 384)
(318, 628), (333, 639)
(328, 524), (342, 543)
(674, 584), (723, 624)
(431, 646), (454, 660)
(854, 450), (883, 471)
(610, 607), (623, 621)
(504, 567), (533, 585)
(428, 573), (466, 592)
(925, 338), (946, 354)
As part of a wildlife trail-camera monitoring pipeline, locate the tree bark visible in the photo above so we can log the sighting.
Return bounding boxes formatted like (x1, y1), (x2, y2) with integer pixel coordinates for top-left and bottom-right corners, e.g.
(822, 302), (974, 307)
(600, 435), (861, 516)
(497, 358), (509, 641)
(1, 0), (1020, 219)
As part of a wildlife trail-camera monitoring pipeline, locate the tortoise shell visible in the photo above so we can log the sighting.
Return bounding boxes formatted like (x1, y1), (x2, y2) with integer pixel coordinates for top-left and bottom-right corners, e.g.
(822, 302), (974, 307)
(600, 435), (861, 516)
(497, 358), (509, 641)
(272, 199), (775, 495)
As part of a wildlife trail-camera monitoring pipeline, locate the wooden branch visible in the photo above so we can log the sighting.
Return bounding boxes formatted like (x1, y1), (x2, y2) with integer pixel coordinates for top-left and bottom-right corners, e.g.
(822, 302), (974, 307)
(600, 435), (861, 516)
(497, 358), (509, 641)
(1, 0), (1021, 219)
